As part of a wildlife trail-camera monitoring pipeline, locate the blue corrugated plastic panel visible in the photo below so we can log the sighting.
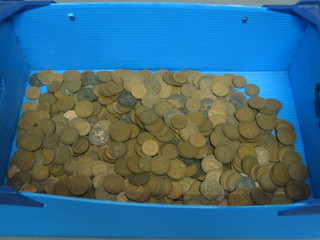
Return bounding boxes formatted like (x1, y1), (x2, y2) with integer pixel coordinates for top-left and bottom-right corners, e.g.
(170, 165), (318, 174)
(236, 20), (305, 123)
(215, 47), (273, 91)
(11, 3), (306, 71)
(0, 21), (30, 138)
(0, 124), (12, 186)
(0, 193), (318, 238)
(289, 23), (320, 198)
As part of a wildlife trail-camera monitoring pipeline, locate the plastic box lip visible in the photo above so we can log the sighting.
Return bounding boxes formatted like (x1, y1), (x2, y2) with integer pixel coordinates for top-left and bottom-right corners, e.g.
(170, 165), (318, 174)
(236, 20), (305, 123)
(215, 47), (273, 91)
(19, 191), (308, 209)
(45, 1), (264, 10)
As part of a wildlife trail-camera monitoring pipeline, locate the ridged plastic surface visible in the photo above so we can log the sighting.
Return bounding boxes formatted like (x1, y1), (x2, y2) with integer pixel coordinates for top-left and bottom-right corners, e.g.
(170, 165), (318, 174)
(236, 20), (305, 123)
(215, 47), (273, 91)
(11, 3), (305, 71)
(0, 21), (30, 184)
(1, 2), (320, 238)
(290, 24), (320, 198)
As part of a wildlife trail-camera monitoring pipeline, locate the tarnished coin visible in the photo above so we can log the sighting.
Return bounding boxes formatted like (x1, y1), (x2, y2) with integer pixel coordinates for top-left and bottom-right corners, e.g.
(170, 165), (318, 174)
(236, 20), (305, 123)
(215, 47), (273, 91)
(150, 156), (171, 175)
(102, 174), (125, 194)
(188, 132), (206, 148)
(228, 188), (253, 206)
(235, 176), (256, 190)
(250, 188), (268, 205)
(117, 92), (137, 106)
(28, 73), (43, 87)
(167, 159), (187, 180)
(26, 87), (41, 100)
(75, 100), (94, 118)
(67, 175), (90, 196)
(128, 173), (150, 186)
(200, 179), (224, 200)
(201, 155), (223, 173)
(277, 128), (296, 145)
(215, 141), (235, 164)
(20, 133), (43, 152)
(285, 181), (310, 201)
(245, 84), (259, 96)
(59, 126), (79, 145)
(232, 75), (247, 88)
(288, 162), (308, 181)
(32, 165), (50, 181)
(109, 121), (131, 142)
(141, 139), (159, 156)
(89, 126), (109, 146)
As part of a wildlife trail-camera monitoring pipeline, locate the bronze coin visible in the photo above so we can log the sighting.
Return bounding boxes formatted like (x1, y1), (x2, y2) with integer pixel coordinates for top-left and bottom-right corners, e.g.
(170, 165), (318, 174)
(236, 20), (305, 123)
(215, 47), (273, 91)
(67, 175), (90, 196)
(59, 126), (79, 145)
(128, 173), (150, 186)
(102, 174), (125, 194)
(250, 188), (268, 205)
(215, 141), (235, 164)
(20, 133), (43, 152)
(228, 188), (253, 206)
(288, 162), (308, 181)
(285, 181), (311, 201)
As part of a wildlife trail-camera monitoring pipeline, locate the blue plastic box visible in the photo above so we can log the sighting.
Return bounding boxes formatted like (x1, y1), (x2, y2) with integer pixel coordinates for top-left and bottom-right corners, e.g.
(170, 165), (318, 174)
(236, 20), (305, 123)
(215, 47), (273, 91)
(1, 1), (320, 238)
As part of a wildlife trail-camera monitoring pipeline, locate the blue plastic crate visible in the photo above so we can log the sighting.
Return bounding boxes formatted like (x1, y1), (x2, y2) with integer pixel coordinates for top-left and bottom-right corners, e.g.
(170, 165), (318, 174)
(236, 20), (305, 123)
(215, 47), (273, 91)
(1, 1), (320, 237)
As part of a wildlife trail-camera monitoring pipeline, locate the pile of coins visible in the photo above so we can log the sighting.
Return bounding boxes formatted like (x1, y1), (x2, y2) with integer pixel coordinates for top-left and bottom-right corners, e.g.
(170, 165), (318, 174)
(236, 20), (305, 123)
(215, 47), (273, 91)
(5, 69), (311, 205)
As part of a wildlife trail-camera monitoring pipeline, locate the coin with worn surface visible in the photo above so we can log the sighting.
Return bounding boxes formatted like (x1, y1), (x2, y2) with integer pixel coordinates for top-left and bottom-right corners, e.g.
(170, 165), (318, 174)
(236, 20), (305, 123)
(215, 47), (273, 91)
(59, 126), (79, 145)
(239, 121), (260, 140)
(167, 159), (187, 180)
(67, 175), (90, 196)
(141, 139), (159, 156)
(235, 107), (255, 122)
(201, 155), (223, 173)
(102, 174), (125, 193)
(26, 87), (41, 100)
(200, 179), (224, 200)
(228, 188), (253, 206)
(250, 188), (268, 205)
(277, 128), (296, 145)
(188, 132), (206, 148)
(285, 181), (310, 201)
(235, 176), (256, 190)
(248, 96), (266, 110)
(20, 133), (43, 152)
(150, 156), (171, 175)
(109, 121), (131, 142)
(128, 172), (150, 186)
(215, 141), (235, 163)
(89, 126), (109, 146)
(288, 162), (308, 181)
(32, 165), (50, 181)
(29, 73), (43, 87)
(245, 84), (259, 96)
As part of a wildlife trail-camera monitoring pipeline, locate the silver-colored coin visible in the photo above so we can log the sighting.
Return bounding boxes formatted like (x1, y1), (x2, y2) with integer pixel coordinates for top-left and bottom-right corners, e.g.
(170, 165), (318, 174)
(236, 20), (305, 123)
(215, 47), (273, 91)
(89, 126), (109, 146)
(235, 176), (256, 190)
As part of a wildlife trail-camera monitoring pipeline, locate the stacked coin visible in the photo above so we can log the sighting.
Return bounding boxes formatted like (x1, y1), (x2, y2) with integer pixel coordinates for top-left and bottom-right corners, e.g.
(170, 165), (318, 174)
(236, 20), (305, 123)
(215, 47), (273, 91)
(6, 69), (311, 206)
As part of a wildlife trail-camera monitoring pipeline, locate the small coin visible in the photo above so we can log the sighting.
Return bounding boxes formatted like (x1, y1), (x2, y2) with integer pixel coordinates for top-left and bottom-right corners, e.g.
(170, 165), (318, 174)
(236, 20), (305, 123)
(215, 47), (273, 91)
(277, 128), (296, 145)
(250, 188), (268, 205)
(215, 141), (235, 164)
(26, 87), (41, 100)
(238, 121), (260, 140)
(102, 174), (125, 194)
(235, 176), (256, 190)
(89, 126), (109, 146)
(167, 159), (187, 180)
(59, 126), (79, 145)
(109, 121), (131, 142)
(248, 96), (266, 110)
(228, 188), (253, 206)
(150, 156), (171, 175)
(20, 133), (43, 152)
(38, 70), (53, 85)
(245, 84), (260, 96)
(75, 100), (94, 118)
(167, 182), (183, 200)
(117, 92), (137, 106)
(131, 84), (147, 99)
(200, 179), (224, 200)
(141, 139), (159, 156)
(67, 175), (90, 196)
(241, 156), (259, 175)
(28, 73), (43, 87)
(32, 165), (50, 181)
(211, 79), (229, 97)
(128, 173), (150, 186)
(232, 75), (247, 88)
(288, 162), (308, 181)
(235, 107), (255, 122)
(285, 181), (310, 201)
(188, 132), (206, 148)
